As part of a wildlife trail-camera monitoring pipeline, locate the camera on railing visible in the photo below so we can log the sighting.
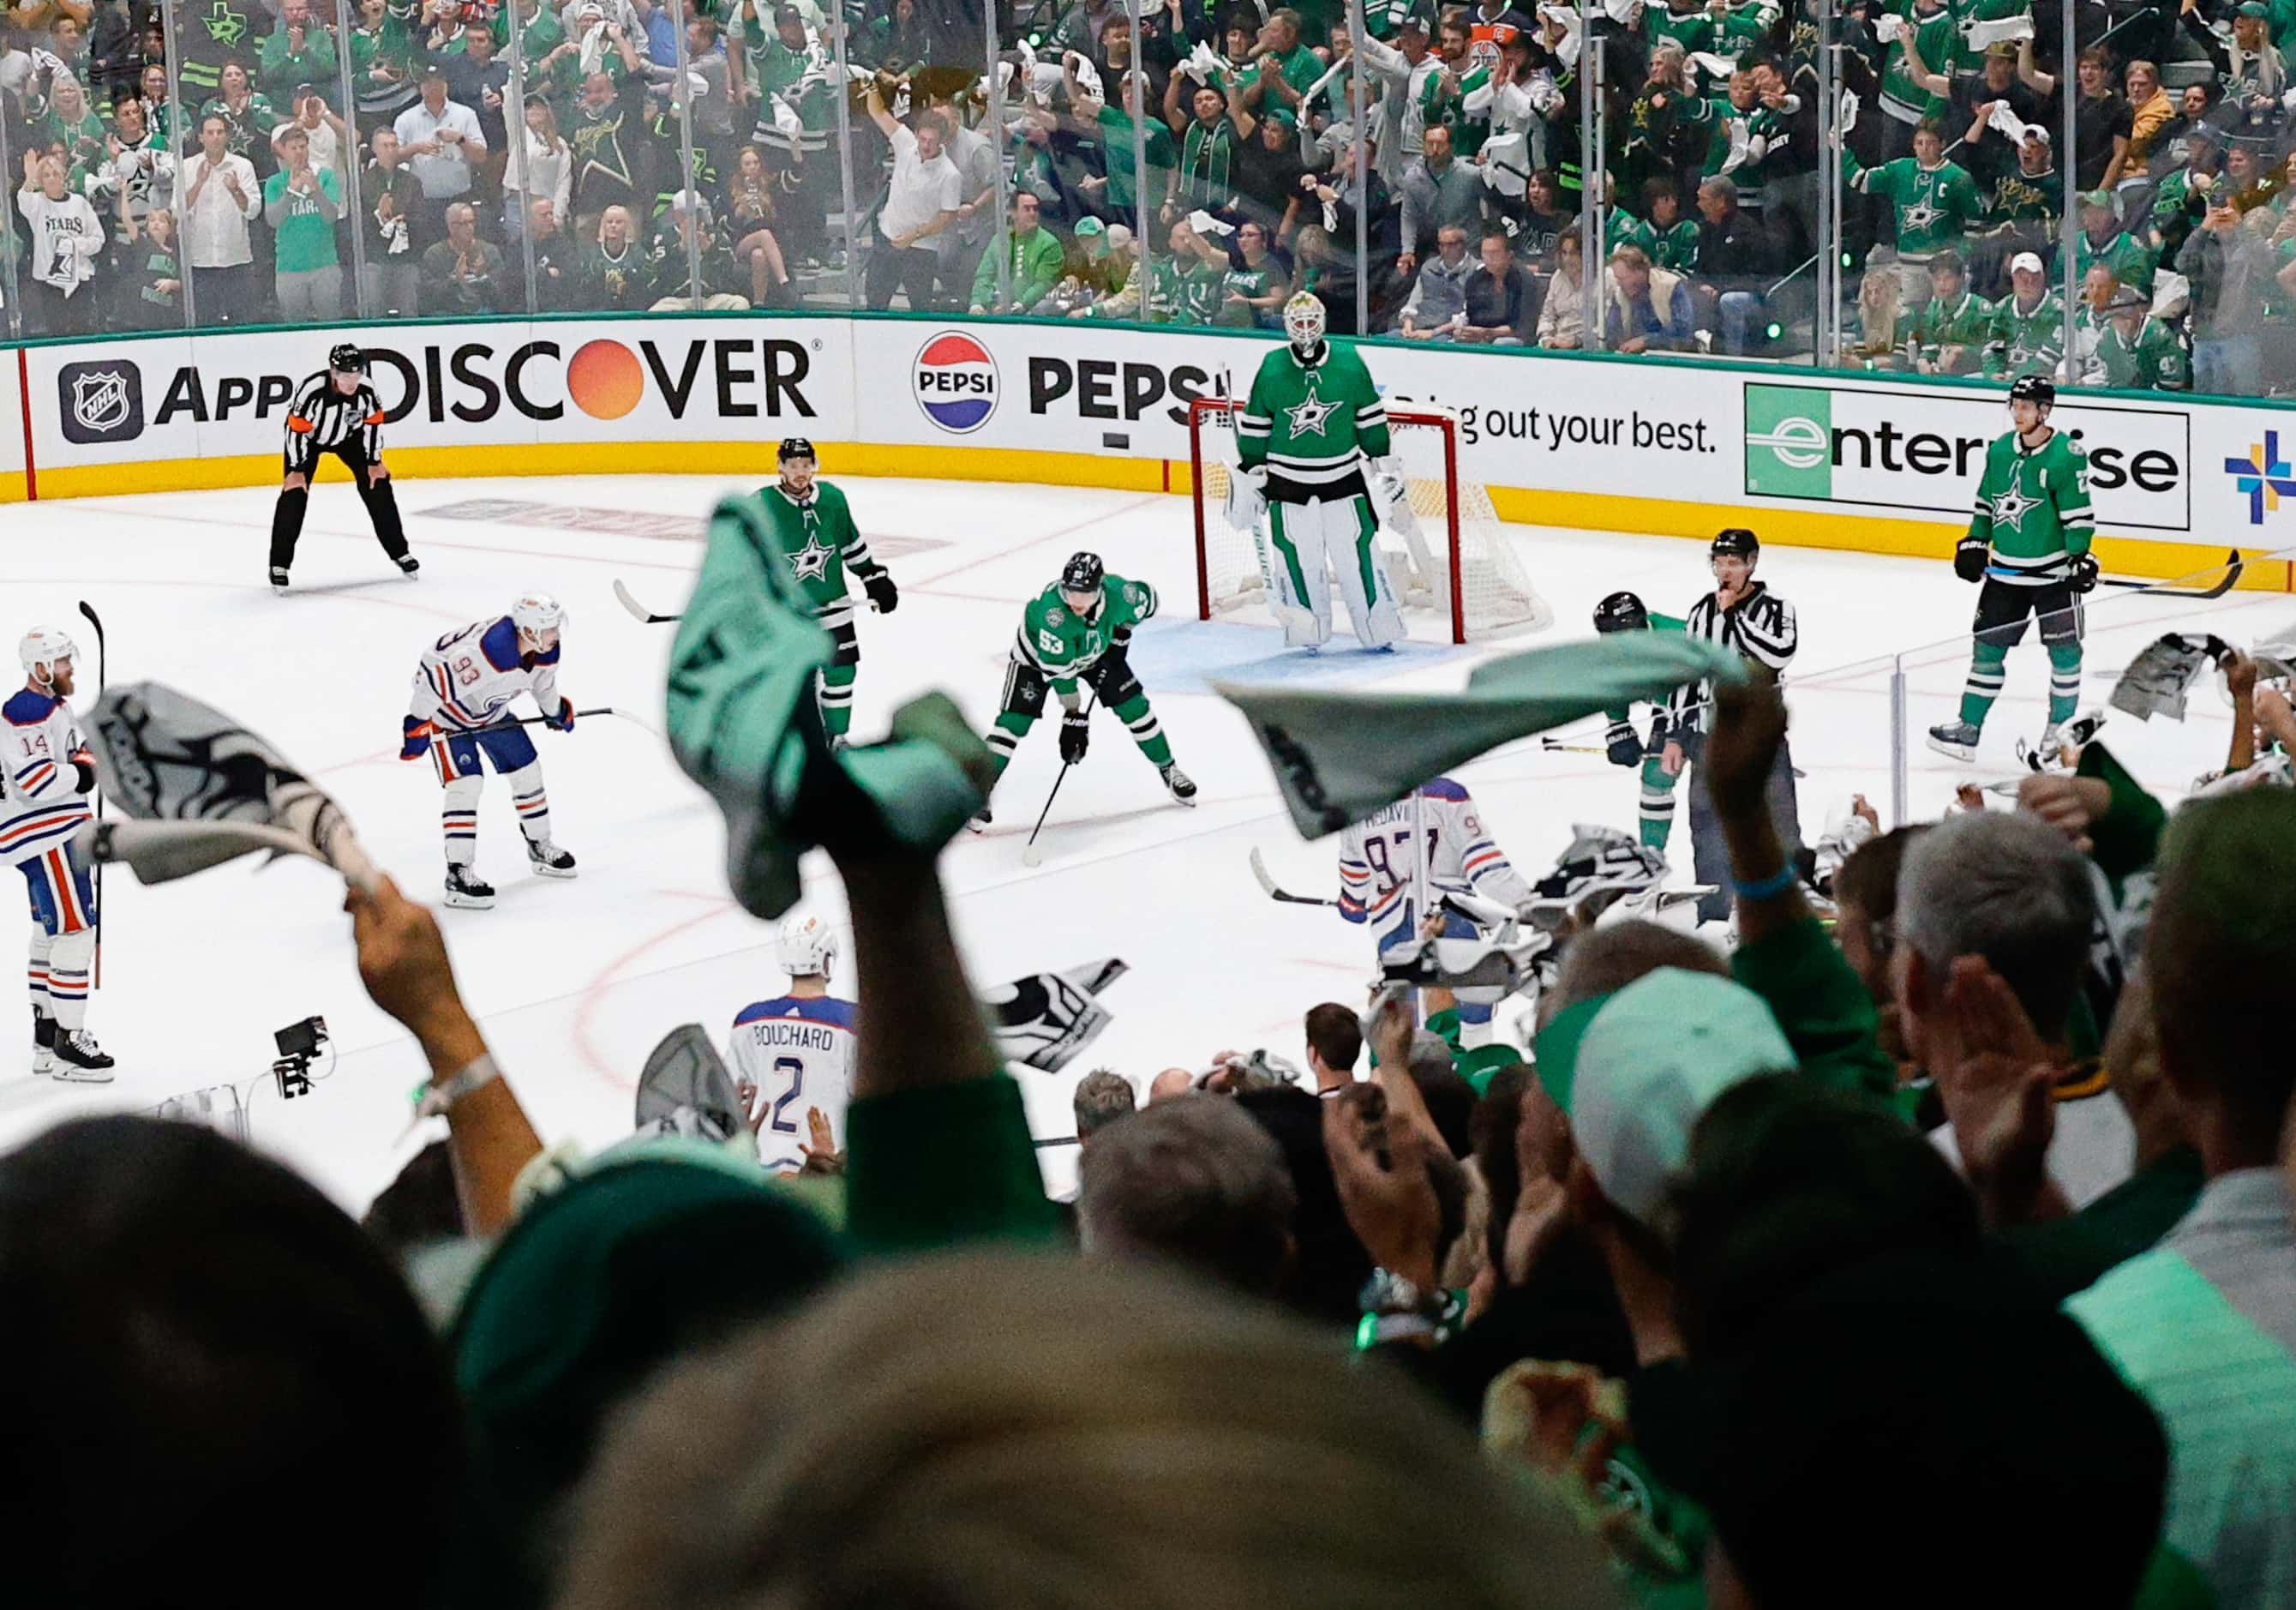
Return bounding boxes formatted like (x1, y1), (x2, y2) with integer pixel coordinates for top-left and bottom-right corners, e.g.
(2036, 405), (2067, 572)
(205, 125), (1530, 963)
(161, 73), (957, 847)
(272, 1015), (329, 1101)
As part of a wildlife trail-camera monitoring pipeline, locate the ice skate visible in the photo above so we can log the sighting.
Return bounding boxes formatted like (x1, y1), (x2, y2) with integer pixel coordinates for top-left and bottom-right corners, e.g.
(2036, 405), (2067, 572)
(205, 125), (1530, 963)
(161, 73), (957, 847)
(31, 1012), (53, 1077)
(270, 566), (291, 595)
(1926, 719), (1981, 762)
(52, 1028), (114, 1082)
(445, 863), (496, 909)
(1161, 762), (1197, 806)
(526, 839), (578, 879)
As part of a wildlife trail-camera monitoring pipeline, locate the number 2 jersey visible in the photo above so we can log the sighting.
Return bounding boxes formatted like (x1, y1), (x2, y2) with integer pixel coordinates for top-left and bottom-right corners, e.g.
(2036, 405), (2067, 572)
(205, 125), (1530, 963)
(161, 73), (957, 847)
(1337, 776), (1532, 948)
(728, 993), (856, 1171)
(0, 688), (92, 868)
(408, 616), (562, 732)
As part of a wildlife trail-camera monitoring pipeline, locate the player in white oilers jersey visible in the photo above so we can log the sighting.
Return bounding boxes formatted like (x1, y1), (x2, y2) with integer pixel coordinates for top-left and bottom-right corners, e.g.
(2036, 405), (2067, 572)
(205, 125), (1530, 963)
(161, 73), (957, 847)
(268, 343), (417, 593)
(729, 911), (857, 1172)
(3, 628), (111, 1080)
(1338, 776), (1533, 1043)
(401, 592), (579, 909)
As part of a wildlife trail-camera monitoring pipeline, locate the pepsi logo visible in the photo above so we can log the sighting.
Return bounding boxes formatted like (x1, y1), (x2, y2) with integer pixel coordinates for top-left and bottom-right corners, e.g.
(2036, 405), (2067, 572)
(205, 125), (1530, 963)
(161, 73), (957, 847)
(913, 332), (998, 434)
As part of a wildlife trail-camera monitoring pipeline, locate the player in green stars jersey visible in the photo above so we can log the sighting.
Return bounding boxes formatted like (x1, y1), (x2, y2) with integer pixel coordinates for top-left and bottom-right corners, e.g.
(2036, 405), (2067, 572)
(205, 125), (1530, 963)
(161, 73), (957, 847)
(1232, 291), (1405, 650)
(1592, 591), (1688, 850)
(973, 551), (1196, 827)
(1927, 375), (2097, 763)
(757, 438), (897, 748)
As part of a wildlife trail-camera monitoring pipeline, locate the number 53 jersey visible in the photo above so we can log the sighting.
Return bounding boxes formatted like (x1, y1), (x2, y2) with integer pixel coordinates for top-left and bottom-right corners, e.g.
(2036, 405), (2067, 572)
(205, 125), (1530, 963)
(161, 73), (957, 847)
(728, 994), (856, 1171)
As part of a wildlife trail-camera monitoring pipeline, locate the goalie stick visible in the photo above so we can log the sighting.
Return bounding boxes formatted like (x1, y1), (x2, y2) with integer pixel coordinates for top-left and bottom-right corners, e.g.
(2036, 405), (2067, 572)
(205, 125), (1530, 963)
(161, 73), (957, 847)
(613, 579), (680, 624)
(77, 600), (105, 986)
(2096, 548), (2242, 598)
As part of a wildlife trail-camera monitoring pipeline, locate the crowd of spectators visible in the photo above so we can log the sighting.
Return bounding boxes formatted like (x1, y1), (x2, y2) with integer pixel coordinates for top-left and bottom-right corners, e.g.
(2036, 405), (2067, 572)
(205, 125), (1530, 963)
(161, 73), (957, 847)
(3, 0), (2292, 393)
(12, 591), (2296, 1608)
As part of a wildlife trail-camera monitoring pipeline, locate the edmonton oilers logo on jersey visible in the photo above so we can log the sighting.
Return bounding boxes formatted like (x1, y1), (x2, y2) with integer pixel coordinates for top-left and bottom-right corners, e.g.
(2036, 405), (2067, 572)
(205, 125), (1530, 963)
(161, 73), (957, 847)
(912, 333), (997, 434)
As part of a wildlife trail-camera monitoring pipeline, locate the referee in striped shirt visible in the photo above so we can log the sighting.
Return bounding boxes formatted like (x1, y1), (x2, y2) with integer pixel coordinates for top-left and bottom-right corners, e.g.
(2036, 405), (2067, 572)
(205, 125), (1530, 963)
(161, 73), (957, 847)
(1661, 527), (1801, 923)
(268, 342), (418, 594)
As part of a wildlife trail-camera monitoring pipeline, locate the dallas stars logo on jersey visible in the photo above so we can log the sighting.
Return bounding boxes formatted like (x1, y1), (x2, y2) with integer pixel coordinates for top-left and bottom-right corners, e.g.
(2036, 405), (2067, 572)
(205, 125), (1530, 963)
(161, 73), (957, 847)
(1236, 339), (1392, 496)
(788, 535), (835, 582)
(1284, 387), (1341, 439)
(1971, 428), (2095, 586)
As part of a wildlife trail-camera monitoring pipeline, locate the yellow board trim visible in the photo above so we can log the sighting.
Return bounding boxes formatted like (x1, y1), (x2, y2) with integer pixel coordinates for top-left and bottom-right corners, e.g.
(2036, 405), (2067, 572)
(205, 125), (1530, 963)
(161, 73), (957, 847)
(28, 438), (2286, 591)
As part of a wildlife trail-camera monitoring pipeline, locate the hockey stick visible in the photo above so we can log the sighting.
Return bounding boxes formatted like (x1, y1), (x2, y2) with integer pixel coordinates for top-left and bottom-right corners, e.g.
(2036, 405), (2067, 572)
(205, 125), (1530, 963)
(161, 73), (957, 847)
(1020, 693), (1098, 868)
(1538, 736), (1606, 755)
(1250, 844), (1339, 906)
(614, 580), (680, 624)
(2097, 549), (2242, 598)
(77, 601), (104, 988)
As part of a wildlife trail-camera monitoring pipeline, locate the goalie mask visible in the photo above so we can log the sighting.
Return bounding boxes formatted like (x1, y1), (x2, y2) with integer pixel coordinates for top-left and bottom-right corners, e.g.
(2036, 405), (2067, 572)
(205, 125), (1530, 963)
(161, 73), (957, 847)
(1283, 291), (1326, 354)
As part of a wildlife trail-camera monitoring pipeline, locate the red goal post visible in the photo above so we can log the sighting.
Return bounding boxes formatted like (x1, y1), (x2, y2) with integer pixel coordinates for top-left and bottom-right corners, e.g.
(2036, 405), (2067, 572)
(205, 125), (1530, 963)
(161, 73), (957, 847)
(1187, 396), (1551, 646)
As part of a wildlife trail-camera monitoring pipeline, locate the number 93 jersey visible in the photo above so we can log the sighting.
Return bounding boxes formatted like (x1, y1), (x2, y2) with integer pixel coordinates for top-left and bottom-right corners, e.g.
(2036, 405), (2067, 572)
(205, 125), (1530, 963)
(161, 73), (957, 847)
(728, 994), (857, 1171)
(409, 616), (562, 731)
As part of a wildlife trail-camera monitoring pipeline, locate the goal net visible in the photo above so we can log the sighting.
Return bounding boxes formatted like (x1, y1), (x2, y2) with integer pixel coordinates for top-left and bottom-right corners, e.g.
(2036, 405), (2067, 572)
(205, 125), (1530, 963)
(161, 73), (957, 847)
(1189, 397), (1553, 644)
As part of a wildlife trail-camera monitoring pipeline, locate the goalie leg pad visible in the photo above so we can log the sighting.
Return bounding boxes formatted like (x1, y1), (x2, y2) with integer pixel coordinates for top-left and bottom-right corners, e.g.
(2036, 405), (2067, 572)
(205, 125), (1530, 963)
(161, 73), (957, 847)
(44, 927), (93, 1030)
(1266, 502), (1332, 648)
(1323, 496), (1406, 650)
(501, 760), (553, 845)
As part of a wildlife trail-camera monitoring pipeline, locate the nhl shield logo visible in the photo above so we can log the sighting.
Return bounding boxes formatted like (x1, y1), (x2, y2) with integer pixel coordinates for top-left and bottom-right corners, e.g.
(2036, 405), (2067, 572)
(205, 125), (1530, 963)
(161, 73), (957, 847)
(57, 359), (145, 445)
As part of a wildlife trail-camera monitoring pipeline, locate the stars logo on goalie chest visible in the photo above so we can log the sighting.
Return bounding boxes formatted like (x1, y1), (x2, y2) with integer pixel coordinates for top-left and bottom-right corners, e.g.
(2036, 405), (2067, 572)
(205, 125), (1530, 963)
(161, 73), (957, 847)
(1282, 384), (1341, 440)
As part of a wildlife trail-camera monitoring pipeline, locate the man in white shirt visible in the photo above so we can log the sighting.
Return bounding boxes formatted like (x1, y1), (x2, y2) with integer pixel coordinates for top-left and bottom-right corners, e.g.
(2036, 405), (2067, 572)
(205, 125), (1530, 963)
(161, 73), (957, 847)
(270, 84), (347, 177)
(861, 81), (958, 309)
(393, 65), (486, 248)
(177, 113), (262, 324)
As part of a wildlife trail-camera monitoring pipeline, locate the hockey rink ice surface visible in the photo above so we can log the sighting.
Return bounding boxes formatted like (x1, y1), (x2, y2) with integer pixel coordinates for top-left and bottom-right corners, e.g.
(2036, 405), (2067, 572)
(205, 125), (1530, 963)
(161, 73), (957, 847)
(0, 471), (2269, 1205)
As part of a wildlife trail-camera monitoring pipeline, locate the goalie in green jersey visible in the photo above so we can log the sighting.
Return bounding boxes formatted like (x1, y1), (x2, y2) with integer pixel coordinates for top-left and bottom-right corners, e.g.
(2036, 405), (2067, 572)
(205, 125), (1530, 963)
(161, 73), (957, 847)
(758, 438), (897, 748)
(1229, 291), (1407, 651)
(972, 551), (1196, 827)
(1927, 375), (2098, 764)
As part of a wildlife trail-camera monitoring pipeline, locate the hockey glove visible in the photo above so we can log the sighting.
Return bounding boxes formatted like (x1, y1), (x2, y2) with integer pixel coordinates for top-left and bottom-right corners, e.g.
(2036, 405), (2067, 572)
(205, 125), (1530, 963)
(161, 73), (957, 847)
(400, 716), (437, 760)
(69, 748), (96, 793)
(1059, 709), (1091, 765)
(1954, 535), (1989, 584)
(544, 699), (576, 733)
(863, 569), (899, 614)
(1604, 719), (1643, 767)
(2068, 552), (2099, 593)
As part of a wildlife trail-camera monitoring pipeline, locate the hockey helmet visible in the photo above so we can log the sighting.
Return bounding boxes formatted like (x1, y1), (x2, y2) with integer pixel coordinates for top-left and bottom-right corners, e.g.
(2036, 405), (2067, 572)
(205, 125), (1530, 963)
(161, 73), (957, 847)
(512, 592), (566, 640)
(1060, 551), (1106, 599)
(1711, 527), (1759, 562)
(1283, 290), (1326, 354)
(1592, 591), (1649, 634)
(777, 436), (818, 466)
(2008, 374), (2056, 412)
(328, 342), (368, 374)
(18, 625), (75, 680)
(776, 910), (838, 978)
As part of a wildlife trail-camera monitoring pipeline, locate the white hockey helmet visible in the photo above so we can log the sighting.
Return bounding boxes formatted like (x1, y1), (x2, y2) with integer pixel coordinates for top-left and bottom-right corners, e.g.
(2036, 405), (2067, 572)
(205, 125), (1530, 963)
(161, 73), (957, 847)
(776, 910), (837, 979)
(1283, 290), (1327, 353)
(19, 626), (76, 681)
(512, 592), (566, 638)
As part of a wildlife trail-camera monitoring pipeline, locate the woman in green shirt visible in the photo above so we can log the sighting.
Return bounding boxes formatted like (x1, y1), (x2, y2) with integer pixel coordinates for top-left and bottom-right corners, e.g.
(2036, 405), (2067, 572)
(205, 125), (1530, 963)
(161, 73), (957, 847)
(1216, 216), (1289, 326)
(33, 75), (108, 176)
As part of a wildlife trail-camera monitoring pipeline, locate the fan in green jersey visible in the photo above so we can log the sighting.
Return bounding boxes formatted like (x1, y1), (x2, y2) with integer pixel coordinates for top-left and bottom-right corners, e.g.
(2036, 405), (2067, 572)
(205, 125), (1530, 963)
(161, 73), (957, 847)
(758, 439), (898, 748)
(1927, 375), (2098, 764)
(1232, 291), (1406, 650)
(1593, 590), (1688, 850)
(2092, 285), (2190, 392)
(972, 551), (1196, 828)
(1842, 119), (1983, 276)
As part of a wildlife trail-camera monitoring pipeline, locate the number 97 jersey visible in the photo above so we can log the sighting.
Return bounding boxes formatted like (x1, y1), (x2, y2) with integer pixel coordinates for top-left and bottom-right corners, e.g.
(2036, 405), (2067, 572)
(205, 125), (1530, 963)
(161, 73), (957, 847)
(728, 994), (858, 1171)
